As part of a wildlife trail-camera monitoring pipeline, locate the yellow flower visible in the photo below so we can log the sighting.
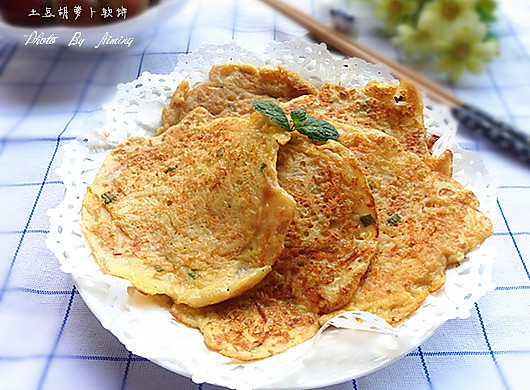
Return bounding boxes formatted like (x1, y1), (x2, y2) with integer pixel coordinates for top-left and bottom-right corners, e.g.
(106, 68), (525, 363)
(393, 0), (476, 58)
(393, 24), (434, 57)
(373, 0), (421, 32)
(349, 0), (499, 80)
(433, 11), (499, 80)
(424, 0), (479, 21)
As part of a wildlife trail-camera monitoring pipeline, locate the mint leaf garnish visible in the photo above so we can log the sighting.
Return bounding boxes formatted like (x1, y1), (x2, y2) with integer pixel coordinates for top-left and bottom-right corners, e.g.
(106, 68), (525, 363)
(253, 101), (339, 142)
(298, 116), (339, 141)
(252, 101), (290, 131)
(290, 109), (307, 129)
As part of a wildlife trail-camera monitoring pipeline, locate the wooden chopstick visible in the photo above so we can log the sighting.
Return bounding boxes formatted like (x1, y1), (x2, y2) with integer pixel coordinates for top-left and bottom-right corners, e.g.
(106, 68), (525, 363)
(259, 0), (461, 107)
(260, 0), (530, 164)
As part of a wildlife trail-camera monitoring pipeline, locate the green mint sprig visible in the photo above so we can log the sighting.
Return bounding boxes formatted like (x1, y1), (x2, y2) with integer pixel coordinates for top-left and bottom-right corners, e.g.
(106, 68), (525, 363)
(252, 101), (339, 142)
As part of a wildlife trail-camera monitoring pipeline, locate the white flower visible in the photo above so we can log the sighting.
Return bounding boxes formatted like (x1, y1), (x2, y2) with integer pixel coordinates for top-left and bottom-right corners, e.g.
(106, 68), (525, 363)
(424, 0), (479, 21)
(432, 11), (500, 80)
(393, 24), (434, 57)
(350, 0), (499, 80)
(372, 0), (421, 32)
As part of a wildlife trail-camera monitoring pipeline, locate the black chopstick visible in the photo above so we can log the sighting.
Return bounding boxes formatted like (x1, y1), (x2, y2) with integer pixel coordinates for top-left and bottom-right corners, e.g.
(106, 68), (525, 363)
(451, 104), (530, 163)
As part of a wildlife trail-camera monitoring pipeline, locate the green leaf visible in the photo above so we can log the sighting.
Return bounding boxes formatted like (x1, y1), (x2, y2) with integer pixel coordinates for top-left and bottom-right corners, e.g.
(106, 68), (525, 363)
(252, 101), (339, 142)
(252, 101), (291, 131)
(476, 0), (498, 23)
(290, 109), (307, 129)
(297, 116), (339, 141)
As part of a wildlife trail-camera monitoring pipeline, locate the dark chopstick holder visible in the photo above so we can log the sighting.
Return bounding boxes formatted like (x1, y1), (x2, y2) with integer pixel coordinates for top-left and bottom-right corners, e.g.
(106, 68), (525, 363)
(451, 103), (530, 164)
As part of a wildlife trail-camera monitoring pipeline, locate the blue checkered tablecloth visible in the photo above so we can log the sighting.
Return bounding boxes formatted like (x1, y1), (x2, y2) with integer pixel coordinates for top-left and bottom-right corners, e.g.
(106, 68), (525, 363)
(0, 1), (529, 389)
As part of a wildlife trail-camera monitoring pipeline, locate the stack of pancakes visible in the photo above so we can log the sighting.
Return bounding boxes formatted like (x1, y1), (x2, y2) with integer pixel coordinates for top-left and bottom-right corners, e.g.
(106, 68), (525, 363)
(81, 64), (492, 361)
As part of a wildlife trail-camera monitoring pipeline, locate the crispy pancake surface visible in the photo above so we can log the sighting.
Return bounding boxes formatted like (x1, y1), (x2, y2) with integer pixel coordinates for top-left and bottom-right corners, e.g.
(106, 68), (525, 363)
(81, 110), (296, 308)
(276, 135), (378, 315)
(158, 63), (318, 134)
(81, 62), (494, 362)
(282, 80), (453, 175)
(321, 125), (493, 324)
(171, 134), (378, 361)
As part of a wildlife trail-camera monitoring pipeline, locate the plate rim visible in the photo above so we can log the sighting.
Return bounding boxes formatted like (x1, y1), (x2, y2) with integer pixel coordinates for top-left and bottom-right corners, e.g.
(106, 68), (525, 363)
(46, 39), (497, 390)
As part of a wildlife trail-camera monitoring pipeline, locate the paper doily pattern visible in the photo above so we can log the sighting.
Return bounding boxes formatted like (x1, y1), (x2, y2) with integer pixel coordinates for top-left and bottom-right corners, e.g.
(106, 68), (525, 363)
(46, 39), (496, 390)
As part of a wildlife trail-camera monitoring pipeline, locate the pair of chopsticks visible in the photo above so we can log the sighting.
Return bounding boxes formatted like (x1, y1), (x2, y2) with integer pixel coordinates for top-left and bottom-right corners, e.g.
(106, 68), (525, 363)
(260, 0), (530, 164)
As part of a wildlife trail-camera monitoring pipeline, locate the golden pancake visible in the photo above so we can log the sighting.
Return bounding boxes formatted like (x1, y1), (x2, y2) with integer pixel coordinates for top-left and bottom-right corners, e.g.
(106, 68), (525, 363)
(321, 125), (493, 325)
(276, 135), (378, 315)
(81, 110), (296, 308)
(282, 80), (454, 175)
(158, 63), (318, 134)
(79, 61), (494, 364)
(171, 134), (379, 361)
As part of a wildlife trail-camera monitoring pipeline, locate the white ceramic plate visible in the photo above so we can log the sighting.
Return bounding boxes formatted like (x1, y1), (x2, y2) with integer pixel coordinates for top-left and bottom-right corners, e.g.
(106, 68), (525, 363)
(0, 0), (189, 49)
(46, 40), (497, 390)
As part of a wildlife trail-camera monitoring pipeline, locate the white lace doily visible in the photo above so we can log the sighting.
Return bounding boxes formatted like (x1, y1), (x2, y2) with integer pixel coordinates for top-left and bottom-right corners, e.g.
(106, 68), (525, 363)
(46, 39), (497, 390)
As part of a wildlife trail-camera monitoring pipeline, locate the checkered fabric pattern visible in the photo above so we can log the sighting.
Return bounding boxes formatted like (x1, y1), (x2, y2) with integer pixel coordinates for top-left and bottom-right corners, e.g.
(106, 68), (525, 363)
(0, 1), (529, 389)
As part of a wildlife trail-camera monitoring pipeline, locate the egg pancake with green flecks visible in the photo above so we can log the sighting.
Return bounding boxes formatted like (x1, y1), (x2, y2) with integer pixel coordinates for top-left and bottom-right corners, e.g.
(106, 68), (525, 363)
(81, 109), (296, 308)
(282, 80), (453, 175)
(171, 134), (379, 361)
(158, 63), (318, 135)
(320, 124), (493, 325)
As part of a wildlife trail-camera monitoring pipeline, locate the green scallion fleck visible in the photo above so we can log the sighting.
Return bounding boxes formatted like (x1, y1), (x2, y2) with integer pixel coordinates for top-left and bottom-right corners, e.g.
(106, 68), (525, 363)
(216, 147), (225, 157)
(101, 192), (116, 204)
(387, 213), (402, 226)
(359, 99), (372, 112)
(155, 267), (164, 272)
(259, 163), (267, 172)
(248, 344), (261, 352)
(188, 270), (198, 280)
(360, 214), (375, 227)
